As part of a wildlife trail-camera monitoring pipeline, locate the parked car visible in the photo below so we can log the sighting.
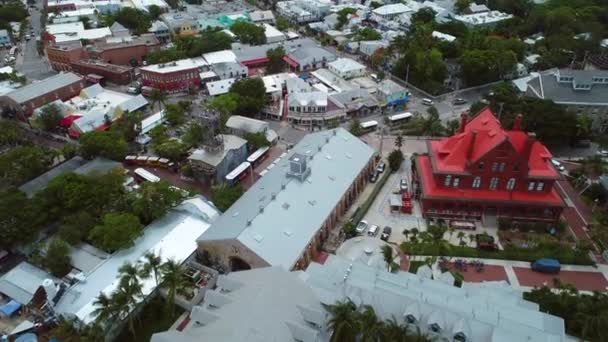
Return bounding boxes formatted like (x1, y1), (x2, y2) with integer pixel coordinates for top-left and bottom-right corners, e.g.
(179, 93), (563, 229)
(399, 179), (408, 193)
(368, 224), (379, 237)
(376, 162), (386, 174)
(355, 220), (368, 234)
(551, 159), (565, 172)
(422, 98), (434, 106)
(531, 258), (561, 274)
(369, 171), (378, 183)
(381, 226), (392, 241)
(597, 150), (608, 157)
(452, 98), (467, 105)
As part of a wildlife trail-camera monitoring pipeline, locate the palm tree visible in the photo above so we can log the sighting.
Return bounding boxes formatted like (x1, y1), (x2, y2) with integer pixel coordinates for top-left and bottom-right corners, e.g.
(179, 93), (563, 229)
(358, 305), (382, 342)
(382, 317), (410, 342)
(140, 251), (163, 286)
(410, 228), (419, 242)
(118, 262), (144, 297)
(457, 231), (466, 247)
(149, 89), (167, 111)
(467, 233), (476, 247)
(111, 280), (142, 340)
(160, 259), (190, 317)
(323, 299), (359, 342)
(402, 228), (410, 241)
(91, 292), (118, 327)
(395, 134), (403, 149)
(381, 245), (394, 272)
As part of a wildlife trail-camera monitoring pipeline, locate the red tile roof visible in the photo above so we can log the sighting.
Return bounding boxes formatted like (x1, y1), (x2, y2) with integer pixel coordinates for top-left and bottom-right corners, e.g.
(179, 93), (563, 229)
(429, 107), (559, 179)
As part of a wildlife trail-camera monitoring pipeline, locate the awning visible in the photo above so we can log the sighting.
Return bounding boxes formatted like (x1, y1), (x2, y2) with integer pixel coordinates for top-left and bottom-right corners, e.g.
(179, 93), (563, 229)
(95, 124), (109, 132)
(0, 299), (21, 317)
(241, 57), (269, 66)
(283, 55), (299, 68)
(68, 130), (81, 138)
(60, 114), (82, 127)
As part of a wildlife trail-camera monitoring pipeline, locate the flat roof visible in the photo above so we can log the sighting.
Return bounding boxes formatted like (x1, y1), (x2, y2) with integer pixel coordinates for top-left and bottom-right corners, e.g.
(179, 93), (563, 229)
(141, 58), (208, 74)
(203, 50), (237, 65)
(198, 128), (375, 269)
(206, 78), (235, 96)
(54, 197), (220, 323)
(328, 57), (366, 73)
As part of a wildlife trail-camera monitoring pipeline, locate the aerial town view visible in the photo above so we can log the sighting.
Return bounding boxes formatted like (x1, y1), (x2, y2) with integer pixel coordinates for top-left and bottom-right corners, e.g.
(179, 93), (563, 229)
(1, 0), (608, 340)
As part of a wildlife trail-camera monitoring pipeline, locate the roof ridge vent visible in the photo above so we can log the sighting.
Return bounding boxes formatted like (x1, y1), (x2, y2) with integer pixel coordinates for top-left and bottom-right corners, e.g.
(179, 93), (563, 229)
(281, 182), (286, 189)
(271, 192), (277, 200)
(246, 219), (252, 226)
(259, 205), (264, 213)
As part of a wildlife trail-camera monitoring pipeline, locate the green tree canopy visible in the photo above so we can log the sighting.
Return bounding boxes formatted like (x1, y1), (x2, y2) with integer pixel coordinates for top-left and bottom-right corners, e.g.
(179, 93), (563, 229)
(35, 103), (63, 131)
(336, 7), (356, 30)
(228, 78), (267, 116)
(211, 183), (243, 212)
(59, 211), (98, 245)
(182, 122), (207, 147)
(130, 180), (187, 224)
(0, 190), (41, 249)
(353, 27), (381, 41)
(45, 239), (72, 277)
(275, 17), (289, 31)
(230, 21), (266, 45)
(245, 132), (269, 151)
(0, 146), (54, 187)
(89, 212), (143, 253)
(266, 46), (285, 74)
(154, 139), (189, 161)
(388, 149), (404, 171)
(110, 8), (151, 35)
(79, 131), (128, 161)
(164, 103), (186, 126)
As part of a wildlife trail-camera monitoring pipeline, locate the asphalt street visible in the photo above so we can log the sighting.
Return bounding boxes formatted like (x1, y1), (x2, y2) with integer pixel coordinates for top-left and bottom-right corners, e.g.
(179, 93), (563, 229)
(16, 2), (55, 80)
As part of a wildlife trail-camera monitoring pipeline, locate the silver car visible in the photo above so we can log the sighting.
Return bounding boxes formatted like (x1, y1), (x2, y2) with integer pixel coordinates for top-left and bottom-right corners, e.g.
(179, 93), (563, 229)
(355, 220), (368, 234)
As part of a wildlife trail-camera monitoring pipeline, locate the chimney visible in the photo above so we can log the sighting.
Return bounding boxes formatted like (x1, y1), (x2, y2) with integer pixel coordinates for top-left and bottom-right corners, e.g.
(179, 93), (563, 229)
(466, 130), (477, 160)
(459, 112), (468, 133)
(513, 114), (523, 131)
(523, 132), (536, 160)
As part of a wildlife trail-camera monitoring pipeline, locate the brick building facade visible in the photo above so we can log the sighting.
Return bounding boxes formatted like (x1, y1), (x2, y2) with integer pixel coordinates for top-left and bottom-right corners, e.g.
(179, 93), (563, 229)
(140, 59), (206, 92)
(413, 108), (566, 223)
(71, 60), (134, 84)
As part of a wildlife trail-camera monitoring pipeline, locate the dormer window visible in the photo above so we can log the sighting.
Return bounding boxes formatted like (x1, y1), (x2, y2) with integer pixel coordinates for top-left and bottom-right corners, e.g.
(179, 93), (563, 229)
(559, 76), (574, 82)
(573, 83), (591, 90)
(472, 176), (481, 189)
(444, 175), (452, 187)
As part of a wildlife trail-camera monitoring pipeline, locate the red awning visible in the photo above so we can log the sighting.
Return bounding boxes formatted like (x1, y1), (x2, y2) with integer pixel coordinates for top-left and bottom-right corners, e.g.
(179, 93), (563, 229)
(68, 130), (81, 138)
(60, 115), (82, 127)
(95, 124), (109, 132)
(241, 57), (269, 66)
(283, 55), (299, 68)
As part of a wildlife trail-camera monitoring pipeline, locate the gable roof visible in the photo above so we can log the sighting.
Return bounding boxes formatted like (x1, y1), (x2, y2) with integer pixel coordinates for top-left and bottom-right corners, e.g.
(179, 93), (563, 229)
(429, 108), (559, 178)
(197, 128), (374, 269)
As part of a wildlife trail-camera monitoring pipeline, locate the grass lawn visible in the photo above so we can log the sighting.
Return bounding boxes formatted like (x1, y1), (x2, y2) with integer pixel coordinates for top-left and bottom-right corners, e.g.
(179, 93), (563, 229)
(115, 296), (184, 342)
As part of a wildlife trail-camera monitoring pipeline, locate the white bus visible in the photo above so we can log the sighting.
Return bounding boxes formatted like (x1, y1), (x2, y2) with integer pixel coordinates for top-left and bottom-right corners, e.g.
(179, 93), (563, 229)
(225, 161), (251, 185)
(388, 112), (413, 125)
(134, 168), (160, 183)
(360, 120), (378, 132)
(246, 146), (270, 167)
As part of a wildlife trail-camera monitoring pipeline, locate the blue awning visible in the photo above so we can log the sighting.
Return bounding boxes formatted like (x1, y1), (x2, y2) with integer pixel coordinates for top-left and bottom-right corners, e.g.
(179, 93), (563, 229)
(0, 299), (21, 317)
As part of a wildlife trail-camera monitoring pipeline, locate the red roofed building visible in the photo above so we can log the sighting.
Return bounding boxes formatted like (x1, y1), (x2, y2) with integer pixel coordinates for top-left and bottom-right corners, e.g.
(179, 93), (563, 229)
(413, 108), (565, 223)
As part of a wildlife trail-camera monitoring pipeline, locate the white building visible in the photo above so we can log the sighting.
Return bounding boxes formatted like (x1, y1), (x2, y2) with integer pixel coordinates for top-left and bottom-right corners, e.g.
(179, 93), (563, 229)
(276, 0), (332, 24)
(371, 3), (412, 21)
(328, 58), (366, 79)
(249, 10), (275, 25)
(46, 22), (112, 44)
(263, 23), (286, 43)
(206, 78), (236, 97)
(452, 10), (513, 27)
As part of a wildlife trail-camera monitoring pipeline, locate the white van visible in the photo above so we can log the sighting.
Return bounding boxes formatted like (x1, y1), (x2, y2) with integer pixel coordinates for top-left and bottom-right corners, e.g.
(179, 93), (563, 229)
(367, 224), (379, 237)
(551, 159), (565, 172)
(422, 98), (434, 106)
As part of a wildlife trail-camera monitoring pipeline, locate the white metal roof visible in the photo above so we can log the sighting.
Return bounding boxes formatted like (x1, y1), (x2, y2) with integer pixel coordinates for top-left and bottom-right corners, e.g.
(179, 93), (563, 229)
(372, 3), (411, 16)
(203, 50), (237, 65)
(432, 31), (456, 42)
(54, 197), (220, 323)
(6, 72), (82, 104)
(141, 58), (207, 74)
(328, 57), (366, 73)
(0, 262), (57, 305)
(198, 128), (375, 270)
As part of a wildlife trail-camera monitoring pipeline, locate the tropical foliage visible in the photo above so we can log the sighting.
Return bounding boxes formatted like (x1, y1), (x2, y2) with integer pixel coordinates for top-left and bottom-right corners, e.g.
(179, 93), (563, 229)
(324, 299), (432, 341)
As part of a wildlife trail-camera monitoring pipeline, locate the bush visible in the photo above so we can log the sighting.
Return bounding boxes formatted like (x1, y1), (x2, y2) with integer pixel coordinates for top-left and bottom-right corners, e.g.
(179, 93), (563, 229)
(401, 241), (593, 265)
(351, 170), (390, 224)
(388, 149), (404, 172)
(45, 239), (72, 277)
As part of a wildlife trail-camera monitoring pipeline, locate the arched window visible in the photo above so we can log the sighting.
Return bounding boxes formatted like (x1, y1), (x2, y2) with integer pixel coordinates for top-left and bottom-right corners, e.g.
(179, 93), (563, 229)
(506, 178), (516, 190)
(499, 162), (506, 172)
(472, 176), (481, 189)
(489, 177), (499, 190)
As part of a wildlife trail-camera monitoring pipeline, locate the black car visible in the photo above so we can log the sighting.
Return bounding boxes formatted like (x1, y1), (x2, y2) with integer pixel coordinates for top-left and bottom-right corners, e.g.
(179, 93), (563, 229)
(369, 171), (378, 183)
(381, 226), (392, 241)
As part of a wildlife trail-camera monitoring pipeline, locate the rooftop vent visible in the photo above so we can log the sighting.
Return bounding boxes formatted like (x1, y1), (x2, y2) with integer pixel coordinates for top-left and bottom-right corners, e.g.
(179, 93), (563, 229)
(283, 230), (293, 236)
(254, 234), (264, 242)
(282, 202), (290, 210)
(281, 182), (287, 189)
(271, 192), (277, 200)
(287, 153), (311, 182)
(246, 219), (252, 226)
(259, 205), (264, 213)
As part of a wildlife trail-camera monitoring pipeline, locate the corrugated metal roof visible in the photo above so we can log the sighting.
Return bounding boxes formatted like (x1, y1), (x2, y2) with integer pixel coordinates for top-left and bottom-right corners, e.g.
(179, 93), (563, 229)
(197, 128), (374, 269)
(6, 72), (82, 104)
(0, 262), (57, 305)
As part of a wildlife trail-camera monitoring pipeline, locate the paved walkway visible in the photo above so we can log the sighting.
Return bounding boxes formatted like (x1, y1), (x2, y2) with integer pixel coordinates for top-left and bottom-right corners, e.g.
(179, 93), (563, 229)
(413, 255), (608, 292)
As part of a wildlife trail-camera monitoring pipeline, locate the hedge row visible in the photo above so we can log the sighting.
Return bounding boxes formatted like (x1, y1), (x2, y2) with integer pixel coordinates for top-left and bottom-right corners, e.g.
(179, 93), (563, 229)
(401, 242), (594, 266)
(351, 169), (391, 224)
